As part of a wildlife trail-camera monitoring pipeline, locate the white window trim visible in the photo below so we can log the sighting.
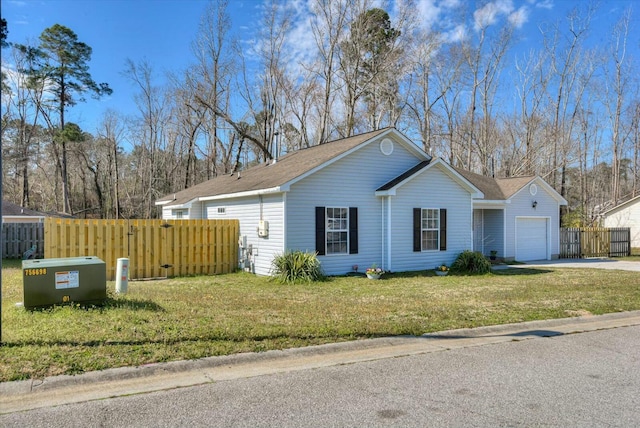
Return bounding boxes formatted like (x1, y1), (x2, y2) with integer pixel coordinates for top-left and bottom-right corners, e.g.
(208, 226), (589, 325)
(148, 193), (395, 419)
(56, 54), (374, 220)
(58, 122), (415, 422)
(421, 208), (440, 252)
(325, 207), (349, 256)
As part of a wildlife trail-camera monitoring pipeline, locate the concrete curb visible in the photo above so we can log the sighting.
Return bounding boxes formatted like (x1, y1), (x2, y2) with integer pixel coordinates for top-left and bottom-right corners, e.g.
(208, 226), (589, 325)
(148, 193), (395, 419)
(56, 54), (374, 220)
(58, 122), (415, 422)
(2, 310), (640, 414)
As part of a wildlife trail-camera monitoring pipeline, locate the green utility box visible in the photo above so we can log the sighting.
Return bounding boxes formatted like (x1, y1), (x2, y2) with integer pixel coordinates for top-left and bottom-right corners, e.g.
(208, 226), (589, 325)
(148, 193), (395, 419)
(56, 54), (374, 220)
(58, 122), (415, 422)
(22, 256), (107, 309)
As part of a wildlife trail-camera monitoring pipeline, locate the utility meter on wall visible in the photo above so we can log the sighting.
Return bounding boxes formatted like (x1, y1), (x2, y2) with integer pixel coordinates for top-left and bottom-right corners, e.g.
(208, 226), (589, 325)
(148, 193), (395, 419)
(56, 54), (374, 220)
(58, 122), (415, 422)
(258, 220), (269, 237)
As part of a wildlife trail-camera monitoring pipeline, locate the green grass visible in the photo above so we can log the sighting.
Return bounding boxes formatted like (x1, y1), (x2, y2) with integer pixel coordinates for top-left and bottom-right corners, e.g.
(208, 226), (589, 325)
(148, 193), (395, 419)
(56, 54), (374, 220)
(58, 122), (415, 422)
(621, 247), (640, 260)
(1, 259), (639, 382)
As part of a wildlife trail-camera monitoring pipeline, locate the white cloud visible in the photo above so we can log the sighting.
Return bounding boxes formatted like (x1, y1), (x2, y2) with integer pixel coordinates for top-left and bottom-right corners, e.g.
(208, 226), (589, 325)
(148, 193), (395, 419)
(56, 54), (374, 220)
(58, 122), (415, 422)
(441, 0), (461, 8)
(473, 0), (515, 30)
(416, 0), (442, 31)
(508, 5), (529, 28)
(535, 0), (554, 10)
(444, 23), (467, 43)
(285, 9), (316, 71)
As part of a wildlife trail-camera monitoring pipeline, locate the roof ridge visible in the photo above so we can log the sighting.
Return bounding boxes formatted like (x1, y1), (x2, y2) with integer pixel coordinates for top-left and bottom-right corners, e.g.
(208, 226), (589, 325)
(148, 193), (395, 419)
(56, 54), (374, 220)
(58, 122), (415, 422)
(156, 128), (396, 206)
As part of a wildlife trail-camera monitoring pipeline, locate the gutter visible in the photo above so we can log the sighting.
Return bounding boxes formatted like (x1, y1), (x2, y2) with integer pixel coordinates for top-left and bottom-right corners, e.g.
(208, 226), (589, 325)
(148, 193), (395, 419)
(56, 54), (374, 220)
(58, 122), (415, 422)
(198, 186), (284, 202)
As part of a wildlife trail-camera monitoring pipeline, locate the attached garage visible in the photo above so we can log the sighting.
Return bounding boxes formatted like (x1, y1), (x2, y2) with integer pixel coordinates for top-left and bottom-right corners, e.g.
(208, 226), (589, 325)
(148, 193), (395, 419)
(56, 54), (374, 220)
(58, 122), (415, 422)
(516, 217), (549, 261)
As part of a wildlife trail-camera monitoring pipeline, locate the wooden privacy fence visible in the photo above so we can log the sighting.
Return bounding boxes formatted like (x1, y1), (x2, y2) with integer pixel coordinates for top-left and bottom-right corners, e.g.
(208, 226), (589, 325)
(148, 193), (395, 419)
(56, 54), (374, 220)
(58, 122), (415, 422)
(1, 222), (45, 259)
(44, 218), (239, 280)
(560, 227), (631, 258)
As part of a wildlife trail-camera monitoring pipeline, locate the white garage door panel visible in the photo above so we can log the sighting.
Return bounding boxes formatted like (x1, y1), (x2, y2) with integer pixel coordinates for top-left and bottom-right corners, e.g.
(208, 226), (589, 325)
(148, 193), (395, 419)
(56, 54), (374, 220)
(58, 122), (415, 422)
(516, 218), (548, 261)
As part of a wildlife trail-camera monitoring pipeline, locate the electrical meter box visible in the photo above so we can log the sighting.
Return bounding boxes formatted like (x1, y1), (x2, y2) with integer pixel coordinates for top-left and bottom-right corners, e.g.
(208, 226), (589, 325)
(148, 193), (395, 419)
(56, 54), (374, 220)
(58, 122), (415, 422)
(258, 220), (269, 237)
(22, 256), (107, 309)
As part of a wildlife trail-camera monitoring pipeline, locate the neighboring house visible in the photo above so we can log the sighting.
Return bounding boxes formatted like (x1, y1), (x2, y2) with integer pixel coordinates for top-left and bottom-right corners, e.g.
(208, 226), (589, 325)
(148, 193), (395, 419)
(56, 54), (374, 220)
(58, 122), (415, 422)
(1, 200), (47, 223)
(156, 128), (566, 276)
(602, 195), (640, 248)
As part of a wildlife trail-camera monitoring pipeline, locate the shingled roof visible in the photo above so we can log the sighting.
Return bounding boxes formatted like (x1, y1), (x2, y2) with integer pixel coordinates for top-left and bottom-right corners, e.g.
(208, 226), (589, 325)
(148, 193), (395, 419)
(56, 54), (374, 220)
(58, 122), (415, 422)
(453, 168), (535, 201)
(2, 200), (46, 217)
(157, 128), (393, 206)
(376, 160), (432, 191)
(157, 127), (546, 208)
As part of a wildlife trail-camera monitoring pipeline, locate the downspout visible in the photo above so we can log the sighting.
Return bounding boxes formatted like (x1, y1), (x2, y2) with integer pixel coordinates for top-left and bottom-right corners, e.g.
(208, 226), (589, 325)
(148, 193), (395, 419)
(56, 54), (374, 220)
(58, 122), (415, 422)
(503, 208), (507, 259)
(381, 198), (385, 271)
(386, 196), (392, 271)
(282, 193), (287, 253)
(471, 199), (475, 251)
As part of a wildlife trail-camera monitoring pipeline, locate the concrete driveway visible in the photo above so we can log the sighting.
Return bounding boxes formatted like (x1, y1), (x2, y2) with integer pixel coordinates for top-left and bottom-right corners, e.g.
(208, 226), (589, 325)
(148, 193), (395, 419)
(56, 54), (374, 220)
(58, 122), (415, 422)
(500, 258), (640, 272)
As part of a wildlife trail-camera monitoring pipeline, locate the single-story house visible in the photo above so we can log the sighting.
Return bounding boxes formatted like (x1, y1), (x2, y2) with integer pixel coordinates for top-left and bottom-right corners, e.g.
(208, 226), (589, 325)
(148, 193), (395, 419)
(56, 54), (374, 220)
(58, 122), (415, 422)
(602, 195), (640, 248)
(156, 128), (567, 276)
(2, 200), (47, 223)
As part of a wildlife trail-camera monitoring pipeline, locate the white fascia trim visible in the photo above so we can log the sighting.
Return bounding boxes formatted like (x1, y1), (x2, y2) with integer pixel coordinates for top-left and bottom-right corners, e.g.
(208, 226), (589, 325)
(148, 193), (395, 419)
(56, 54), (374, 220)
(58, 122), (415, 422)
(602, 194), (640, 216)
(288, 129), (431, 190)
(375, 158), (484, 199)
(473, 200), (509, 209)
(510, 177), (568, 205)
(155, 200), (173, 206)
(162, 201), (194, 210)
(388, 129), (433, 160)
(536, 177), (567, 205)
(198, 186), (284, 202)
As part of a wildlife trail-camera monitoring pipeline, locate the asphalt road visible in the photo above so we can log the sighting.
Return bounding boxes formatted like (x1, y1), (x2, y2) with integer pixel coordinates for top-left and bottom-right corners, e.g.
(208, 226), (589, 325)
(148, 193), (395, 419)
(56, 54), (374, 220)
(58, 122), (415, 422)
(2, 319), (639, 427)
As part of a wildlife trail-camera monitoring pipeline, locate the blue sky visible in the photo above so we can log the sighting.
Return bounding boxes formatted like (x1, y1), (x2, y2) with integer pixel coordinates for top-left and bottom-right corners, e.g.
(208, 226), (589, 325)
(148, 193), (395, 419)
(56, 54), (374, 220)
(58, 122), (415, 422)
(1, 0), (262, 131)
(2, 0), (639, 135)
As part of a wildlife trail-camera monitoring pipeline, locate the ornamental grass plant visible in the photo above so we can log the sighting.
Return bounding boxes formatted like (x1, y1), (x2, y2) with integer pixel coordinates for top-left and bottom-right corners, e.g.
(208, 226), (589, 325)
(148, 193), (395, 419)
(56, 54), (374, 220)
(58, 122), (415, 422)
(270, 250), (324, 283)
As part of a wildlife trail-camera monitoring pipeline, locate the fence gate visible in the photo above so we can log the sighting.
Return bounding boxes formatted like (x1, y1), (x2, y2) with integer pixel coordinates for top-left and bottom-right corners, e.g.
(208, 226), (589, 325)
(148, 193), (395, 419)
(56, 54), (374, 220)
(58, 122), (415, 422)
(1, 222), (45, 259)
(560, 227), (630, 258)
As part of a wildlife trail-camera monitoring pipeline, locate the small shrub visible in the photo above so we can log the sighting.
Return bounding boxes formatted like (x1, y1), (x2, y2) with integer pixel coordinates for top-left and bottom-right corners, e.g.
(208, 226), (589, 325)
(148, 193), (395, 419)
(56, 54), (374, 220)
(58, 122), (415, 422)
(270, 250), (324, 283)
(451, 250), (492, 274)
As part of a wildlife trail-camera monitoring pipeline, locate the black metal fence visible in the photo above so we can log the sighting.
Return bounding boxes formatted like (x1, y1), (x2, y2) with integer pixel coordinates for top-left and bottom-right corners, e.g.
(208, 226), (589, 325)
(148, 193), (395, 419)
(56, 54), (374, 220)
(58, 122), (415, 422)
(560, 227), (631, 258)
(1, 222), (45, 259)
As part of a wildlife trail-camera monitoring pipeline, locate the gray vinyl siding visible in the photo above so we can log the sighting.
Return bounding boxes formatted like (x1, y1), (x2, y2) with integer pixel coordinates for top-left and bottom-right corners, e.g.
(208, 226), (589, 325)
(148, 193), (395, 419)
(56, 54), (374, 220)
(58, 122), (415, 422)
(205, 194), (285, 275)
(388, 164), (473, 272)
(505, 182), (560, 259)
(286, 138), (420, 276)
(162, 207), (188, 220)
(189, 201), (203, 219)
(482, 209), (503, 257)
(161, 201), (203, 220)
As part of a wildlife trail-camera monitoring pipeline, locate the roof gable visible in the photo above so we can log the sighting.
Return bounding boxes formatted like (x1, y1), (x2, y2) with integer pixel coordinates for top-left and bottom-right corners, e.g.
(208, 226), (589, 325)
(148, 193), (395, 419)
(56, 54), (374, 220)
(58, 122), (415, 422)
(603, 194), (640, 216)
(157, 128), (427, 206)
(453, 168), (566, 204)
(376, 158), (484, 198)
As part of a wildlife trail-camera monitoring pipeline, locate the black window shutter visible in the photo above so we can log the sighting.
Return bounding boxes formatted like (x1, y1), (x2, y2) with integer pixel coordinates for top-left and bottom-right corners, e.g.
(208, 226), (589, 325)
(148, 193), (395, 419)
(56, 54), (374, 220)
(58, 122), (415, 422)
(413, 208), (421, 252)
(349, 207), (358, 254)
(440, 208), (447, 251)
(315, 207), (325, 255)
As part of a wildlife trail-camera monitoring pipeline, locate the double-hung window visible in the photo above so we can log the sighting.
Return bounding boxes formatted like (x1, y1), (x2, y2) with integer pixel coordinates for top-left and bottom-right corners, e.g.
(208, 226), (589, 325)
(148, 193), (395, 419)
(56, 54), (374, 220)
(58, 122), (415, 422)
(315, 206), (358, 256)
(421, 209), (439, 250)
(413, 208), (447, 252)
(326, 207), (348, 254)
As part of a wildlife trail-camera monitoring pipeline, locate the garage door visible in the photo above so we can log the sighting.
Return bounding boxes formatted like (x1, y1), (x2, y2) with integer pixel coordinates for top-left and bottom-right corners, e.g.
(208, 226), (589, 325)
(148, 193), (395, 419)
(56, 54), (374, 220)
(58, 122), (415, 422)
(516, 218), (548, 261)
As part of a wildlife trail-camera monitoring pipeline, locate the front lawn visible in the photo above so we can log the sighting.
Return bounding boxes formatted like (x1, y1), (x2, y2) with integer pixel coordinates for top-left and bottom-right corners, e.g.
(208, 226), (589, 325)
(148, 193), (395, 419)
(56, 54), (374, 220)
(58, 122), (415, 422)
(1, 259), (639, 382)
